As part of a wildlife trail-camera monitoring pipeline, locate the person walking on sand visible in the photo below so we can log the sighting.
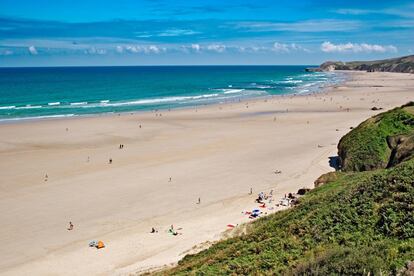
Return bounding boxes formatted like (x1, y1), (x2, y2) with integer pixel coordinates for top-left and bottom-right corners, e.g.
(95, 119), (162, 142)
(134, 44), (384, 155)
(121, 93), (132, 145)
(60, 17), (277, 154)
(197, 197), (201, 204)
(169, 177), (172, 182)
(109, 158), (112, 164)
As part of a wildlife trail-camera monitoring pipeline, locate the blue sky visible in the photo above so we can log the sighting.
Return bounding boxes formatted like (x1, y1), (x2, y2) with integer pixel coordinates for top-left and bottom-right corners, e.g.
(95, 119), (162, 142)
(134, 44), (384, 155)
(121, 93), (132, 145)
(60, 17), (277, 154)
(0, 0), (413, 66)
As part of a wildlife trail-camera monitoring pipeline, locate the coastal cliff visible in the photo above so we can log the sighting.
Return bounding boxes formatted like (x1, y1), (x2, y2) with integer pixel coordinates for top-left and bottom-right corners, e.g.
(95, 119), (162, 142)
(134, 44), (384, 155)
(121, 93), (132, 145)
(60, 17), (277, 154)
(307, 55), (414, 73)
(338, 102), (414, 172)
(156, 104), (414, 275)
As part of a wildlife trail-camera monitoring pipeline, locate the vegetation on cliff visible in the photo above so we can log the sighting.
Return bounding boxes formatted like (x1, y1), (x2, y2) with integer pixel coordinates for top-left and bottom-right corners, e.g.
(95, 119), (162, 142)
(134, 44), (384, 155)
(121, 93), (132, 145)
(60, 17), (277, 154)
(309, 55), (414, 73)
(156, 104), (414, 276)
(338, 102), (414, 172)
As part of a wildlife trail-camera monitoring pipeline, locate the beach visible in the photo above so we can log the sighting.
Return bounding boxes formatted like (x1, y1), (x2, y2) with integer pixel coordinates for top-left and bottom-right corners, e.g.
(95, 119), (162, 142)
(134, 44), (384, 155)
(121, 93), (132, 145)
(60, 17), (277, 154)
(0, 71), (413, 275)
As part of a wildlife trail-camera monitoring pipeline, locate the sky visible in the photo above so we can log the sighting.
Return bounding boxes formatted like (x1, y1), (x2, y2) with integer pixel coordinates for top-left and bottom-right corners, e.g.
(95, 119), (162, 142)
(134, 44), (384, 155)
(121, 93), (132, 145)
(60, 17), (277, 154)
(0, 0), (413, 66)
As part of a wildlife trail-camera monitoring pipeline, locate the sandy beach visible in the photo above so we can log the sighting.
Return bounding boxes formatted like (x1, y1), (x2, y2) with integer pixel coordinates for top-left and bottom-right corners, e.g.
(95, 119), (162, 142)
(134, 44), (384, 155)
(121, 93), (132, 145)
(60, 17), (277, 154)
(0, 71), (413, 275)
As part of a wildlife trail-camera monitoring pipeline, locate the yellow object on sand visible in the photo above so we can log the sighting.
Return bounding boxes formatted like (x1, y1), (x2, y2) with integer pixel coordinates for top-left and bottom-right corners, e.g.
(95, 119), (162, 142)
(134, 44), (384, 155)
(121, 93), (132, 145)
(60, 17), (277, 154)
(97, 241), (105, 249)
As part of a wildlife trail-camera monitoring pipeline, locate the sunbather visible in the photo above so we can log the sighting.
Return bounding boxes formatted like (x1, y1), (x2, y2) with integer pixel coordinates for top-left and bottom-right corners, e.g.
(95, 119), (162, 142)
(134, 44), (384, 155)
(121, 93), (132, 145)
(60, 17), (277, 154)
(67, 221), (73, 231)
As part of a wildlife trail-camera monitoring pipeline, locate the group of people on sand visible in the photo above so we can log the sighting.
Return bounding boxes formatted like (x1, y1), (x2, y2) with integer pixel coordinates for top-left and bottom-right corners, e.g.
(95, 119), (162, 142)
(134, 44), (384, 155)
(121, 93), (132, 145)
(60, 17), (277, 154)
(255, 190), (273, 204)
(119, 144), (125, 149)
(149, 224), (183, 236)
(245, 189), (300, 219)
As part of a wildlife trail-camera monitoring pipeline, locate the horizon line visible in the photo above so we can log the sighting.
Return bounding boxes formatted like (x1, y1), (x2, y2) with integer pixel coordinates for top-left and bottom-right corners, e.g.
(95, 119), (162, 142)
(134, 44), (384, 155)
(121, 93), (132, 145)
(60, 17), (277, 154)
(0, 64), (319, 69)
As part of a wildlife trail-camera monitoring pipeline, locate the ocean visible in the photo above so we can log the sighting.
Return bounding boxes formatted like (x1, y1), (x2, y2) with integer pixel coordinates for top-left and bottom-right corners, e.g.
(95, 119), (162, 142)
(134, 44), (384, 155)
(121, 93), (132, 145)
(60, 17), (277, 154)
(0, 66), (343, 122)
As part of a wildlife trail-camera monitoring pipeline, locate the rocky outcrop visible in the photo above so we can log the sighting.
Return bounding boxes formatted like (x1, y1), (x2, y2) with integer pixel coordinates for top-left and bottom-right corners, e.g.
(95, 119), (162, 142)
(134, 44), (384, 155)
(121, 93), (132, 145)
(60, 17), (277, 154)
(398, 260), (414, 276)
(312, 55), (414, 73)
(337, 103), (414, 172)
(314, 172), (338, 188)
(387, 132), (414, 168)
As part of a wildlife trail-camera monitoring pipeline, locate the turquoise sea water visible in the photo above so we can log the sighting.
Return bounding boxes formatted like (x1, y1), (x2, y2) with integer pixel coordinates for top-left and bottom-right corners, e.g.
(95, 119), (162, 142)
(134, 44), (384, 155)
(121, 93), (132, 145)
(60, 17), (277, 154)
(0, 66), (343, 122)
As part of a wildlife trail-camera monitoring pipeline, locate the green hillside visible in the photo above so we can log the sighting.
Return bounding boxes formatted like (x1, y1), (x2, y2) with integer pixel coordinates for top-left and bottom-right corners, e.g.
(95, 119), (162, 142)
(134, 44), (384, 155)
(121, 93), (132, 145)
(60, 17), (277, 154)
(156, 104), (414, 276)
(338, 102), (414, 172)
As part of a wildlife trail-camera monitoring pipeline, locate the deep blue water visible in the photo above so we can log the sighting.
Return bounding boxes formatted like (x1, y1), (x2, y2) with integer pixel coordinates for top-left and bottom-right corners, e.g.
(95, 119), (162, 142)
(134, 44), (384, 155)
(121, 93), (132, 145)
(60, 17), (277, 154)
(0, 66), (342, 121)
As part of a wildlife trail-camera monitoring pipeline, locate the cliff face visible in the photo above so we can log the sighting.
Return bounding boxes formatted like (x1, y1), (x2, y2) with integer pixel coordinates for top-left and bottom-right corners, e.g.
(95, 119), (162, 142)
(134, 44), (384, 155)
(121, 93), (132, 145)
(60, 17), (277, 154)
(316, 55), (414, 73)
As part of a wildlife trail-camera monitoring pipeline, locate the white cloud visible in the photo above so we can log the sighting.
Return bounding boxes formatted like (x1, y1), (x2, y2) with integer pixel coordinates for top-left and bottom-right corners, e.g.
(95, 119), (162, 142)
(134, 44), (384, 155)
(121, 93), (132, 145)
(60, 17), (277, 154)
(335, 9), (374, 15)
(191, 44), (201, 52)
(28, 45), (38, 55)
(272, 42), (309, 53)
(273, 42), (290, 52)
(180, 44), (203, 53)
(157, 29), (201, 37)
(119, 45), (165, 54)
(116, 45), (124, 53)
(147, 45), (162, 54)
(234, 19), (361, 33)
(334, 4), (414, 18)
(321, 41), (398, 53)
(125, 45), (141, 53)
(206, 44), (226, 53)
(85, 47), (107, 55)
(237, 46), (267, 53)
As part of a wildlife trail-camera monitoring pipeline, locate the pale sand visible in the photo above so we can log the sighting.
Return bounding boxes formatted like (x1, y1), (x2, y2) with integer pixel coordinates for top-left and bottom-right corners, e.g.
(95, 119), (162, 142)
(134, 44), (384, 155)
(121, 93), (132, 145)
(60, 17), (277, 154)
(0, 71), (413, 275)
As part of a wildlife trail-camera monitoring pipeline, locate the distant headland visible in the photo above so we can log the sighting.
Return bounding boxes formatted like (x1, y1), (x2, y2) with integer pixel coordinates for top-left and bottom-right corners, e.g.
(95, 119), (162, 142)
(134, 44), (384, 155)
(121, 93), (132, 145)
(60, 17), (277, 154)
(307, 55), (414, 73)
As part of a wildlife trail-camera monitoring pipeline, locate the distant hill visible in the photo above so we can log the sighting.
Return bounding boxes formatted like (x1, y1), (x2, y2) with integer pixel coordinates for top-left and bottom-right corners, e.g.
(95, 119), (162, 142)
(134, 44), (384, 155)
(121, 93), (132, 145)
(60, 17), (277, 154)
(154, 103), (414, 275)
(307, 55), (414, 73)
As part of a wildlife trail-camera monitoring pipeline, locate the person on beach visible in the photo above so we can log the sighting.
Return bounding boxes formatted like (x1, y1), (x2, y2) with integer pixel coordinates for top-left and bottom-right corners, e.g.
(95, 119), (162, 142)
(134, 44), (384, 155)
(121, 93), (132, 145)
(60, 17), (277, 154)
(169, 177), (172, 182)
(109, 158), (112, 164)
(197, 197), (201, 204)
(67, 222), (73, 231)
(151, 227), (157, 233)
(44, 174), (48, 181)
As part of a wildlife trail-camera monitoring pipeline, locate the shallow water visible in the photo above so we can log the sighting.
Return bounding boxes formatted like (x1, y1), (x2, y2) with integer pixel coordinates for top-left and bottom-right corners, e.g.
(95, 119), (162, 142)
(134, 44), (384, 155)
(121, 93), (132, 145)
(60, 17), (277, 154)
(0, 66), (343, 121)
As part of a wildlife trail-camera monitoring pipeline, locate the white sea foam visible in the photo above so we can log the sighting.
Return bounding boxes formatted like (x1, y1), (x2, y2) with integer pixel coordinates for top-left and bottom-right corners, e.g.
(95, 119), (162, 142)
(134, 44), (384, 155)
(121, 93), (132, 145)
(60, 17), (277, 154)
(223, 89), (244, 94)
(0, 105), (16, 110)
(100, 100), (110, 103)
(282, 80), (303, 84)
(15, 105), (42, 110)
(48, 102), (60, 106)
(70, 102), (88, 106)
(255, 85), (273, 89)
(0, 114), (76, 122)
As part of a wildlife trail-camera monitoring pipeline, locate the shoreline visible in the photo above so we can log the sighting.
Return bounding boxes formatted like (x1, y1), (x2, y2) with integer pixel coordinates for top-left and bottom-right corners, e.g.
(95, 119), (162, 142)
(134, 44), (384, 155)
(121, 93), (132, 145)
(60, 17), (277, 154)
(0, 71), (413, 275)
(0, 71), (346, 125)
